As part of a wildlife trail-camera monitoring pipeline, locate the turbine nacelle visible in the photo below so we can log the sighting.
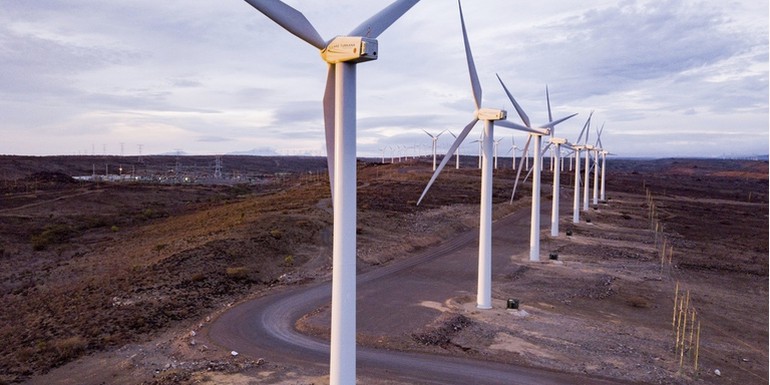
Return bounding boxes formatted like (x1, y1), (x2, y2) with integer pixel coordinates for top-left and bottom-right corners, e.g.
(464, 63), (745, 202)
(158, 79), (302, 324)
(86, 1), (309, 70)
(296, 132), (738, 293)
(549, 137), (568, 145)
(476, 108), (507, 121)
(321, 36), (378, 64)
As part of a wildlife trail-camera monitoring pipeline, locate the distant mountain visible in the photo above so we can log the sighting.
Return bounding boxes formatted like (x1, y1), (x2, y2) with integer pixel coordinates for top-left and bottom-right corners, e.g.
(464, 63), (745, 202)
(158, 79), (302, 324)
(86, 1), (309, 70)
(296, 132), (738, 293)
(227, 147), (280, 156)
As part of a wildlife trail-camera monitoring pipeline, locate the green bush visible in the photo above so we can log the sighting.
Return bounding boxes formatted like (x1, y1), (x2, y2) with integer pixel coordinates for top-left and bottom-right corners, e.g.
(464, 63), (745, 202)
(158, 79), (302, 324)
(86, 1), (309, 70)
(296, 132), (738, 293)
(31, 224), (75, 251)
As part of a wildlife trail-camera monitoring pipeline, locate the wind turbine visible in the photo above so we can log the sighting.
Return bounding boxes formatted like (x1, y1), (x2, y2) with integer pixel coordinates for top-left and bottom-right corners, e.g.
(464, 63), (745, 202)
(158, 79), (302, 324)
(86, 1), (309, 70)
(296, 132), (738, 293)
(472, 132), (484, 169)
(508, 135), (519, 170)
(592, 123), (605, 205)
(448, 131), (461, 169)
(572, 112), (593, 223)
(582, 117), (593, 212)
(496, 76), (576, 260)
(240, 1), (420, 384)
(387, 144), (395, 164)
(423, 129), (445, 171)
(542, 85), (572, 237)
(549, 137), (569, 237)
(417, 0), (548, 309)
(493, 137), (503, 169)
(597, 126), (610, 202)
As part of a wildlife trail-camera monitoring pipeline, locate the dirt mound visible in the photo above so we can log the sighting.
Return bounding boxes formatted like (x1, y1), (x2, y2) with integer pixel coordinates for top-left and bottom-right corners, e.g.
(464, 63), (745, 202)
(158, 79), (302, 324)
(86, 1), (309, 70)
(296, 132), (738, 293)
(24, 171), (76, 184)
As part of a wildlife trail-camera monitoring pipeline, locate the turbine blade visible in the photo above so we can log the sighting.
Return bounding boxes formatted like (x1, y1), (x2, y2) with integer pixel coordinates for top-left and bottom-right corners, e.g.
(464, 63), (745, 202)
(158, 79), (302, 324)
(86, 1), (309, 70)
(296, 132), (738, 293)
(585, 116), (591, 145)
(458, 0), (482, 110)
(540, 113), (578, 129)
(541, 142), (553, 157)
(510, 135), (532, 203)
(545, 85), (553, 126)
(576, 111), (593, 144)
(417, 118), (479, 205)
(497, 120), (548, 135)
(596, 122), (605, 148)
(349, 0), (420, 38)
(522, 165), (534, 183)
(496, 74), (530, 128)
(242, 0), (326, 50)
(323, 64), (336, 196)
(422, 128), (435, 138)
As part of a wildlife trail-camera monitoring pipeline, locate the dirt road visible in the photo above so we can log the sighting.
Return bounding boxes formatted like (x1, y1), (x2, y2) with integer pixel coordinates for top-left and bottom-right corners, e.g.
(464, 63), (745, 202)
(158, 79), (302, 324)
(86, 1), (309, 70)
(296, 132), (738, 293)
(207, 203), (631, 384)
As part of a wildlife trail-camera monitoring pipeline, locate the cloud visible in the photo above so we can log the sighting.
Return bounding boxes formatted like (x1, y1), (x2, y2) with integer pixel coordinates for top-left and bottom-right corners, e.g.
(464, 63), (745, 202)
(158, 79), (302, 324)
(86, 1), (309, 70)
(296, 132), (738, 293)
(0, 0), (766, 157)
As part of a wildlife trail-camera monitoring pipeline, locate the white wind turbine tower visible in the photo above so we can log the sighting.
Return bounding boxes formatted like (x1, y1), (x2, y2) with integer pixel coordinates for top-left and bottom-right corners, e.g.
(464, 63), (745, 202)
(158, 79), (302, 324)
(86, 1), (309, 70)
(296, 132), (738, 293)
(240, 1), (420, 383)
(592, 123), (605, 205)
(448, 131), (461, 169)
(549, 137), (569, 237)
(596, 127), (610, 202)
(572, 112), (592, 223)
(582, 117), (594, 212)
(546, 85), (556, 173)
(493, 137), (503, 169)
(540, 86), (574, 237)
(496, 77), (576, 261)
(472, 132), (484, 169)
(418, 0), (548, 309)
(423, 129), (445, 171)
(508, 135), (519, 170)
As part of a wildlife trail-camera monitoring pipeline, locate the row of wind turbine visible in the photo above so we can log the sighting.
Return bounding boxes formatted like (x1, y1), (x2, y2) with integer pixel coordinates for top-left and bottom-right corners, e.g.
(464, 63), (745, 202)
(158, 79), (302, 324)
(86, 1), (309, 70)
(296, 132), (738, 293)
(417, 0), (576, 308)
(239, 1), (610, 384)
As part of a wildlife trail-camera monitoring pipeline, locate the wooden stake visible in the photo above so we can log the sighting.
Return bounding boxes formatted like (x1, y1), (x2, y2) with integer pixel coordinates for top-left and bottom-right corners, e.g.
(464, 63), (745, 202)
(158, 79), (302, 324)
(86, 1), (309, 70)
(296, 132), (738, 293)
(694, 322), (701, 371)
(672, 282), (679, 329)
(688, 307), (696, 350)
(675, 295), (684, 348)
(679, 301), (687, 368)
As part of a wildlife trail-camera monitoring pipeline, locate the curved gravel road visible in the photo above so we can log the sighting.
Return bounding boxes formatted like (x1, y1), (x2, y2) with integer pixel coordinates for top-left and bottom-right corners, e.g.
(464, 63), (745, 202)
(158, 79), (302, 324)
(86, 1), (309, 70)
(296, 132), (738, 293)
(209, 209), (627, 384)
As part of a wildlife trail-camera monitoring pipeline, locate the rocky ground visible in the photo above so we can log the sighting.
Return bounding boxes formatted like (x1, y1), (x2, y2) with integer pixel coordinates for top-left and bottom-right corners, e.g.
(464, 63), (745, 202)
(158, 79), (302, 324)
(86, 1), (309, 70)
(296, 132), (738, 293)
(0, 156), (766, 385)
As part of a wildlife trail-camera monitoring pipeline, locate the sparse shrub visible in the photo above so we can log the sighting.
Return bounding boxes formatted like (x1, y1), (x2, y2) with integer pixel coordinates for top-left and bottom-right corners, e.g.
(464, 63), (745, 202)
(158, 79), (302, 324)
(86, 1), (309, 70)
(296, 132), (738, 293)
(284, 255), (294, 267)
(51, 336), (88, 363)
(626, 296), (651, 308)
(110, 225), (119, 232)
(84, 215), (110, 229)
(269, 229), (282, 239)
(191, 272), (206, 282)
(226, 266), (249, 280)
(31, 224), (75, 251)
(142, 208), (156, 219)
(141, 207), (166, 220)
(154, 243), (167, 255)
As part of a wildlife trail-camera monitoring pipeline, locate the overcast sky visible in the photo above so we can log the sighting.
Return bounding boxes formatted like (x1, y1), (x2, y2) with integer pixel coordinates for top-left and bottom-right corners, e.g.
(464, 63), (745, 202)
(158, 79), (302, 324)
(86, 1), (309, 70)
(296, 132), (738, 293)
(1, 0), (767, 158)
